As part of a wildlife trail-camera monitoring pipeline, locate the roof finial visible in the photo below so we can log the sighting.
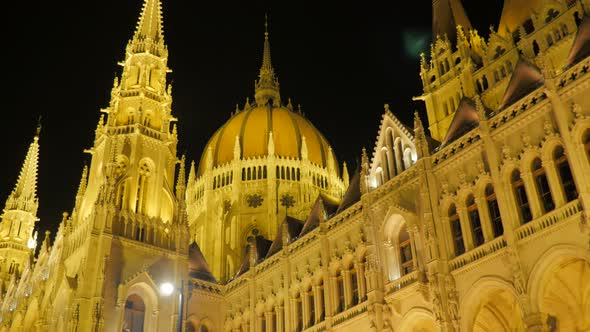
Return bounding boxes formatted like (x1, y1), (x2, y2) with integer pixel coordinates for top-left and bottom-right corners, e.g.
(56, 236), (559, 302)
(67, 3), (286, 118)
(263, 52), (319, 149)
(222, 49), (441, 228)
(255, 14), (281, 106)
(36, 116), (42, 139)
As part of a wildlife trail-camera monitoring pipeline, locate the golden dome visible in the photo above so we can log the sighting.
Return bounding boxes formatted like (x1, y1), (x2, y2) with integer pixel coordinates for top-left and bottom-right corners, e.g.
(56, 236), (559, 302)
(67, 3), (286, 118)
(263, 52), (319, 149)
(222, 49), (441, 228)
(198, 105), (337, 176)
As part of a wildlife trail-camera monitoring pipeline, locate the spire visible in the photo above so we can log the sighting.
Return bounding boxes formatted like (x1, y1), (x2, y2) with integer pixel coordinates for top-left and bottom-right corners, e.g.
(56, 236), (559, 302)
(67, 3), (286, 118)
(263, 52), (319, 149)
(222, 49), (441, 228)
(255, 15), (281, 106)
(342, 162), (350, 188)
(176, 155), (186, 200)
(133, 0), (164, 43)
(188, 161), (196, 186)
(5, 127), (40, 214)
(432, 0), (473, 45)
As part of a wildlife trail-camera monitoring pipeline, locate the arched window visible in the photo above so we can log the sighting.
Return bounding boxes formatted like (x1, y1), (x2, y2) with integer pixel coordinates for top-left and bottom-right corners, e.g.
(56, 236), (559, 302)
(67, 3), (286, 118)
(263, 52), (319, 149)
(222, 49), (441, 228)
(482, 75), (489, 90)
(308, 287), (315, 327)
(533, 40), (540, 56)
(136, 161), (151, 215)
(260, 313), (266, 332)
(486, 185), (504, 237)
(336, 271), (345, 313)
(532, 158), (555, 213)
(316, 280), (325, 322)
(123, 294), (145, 332)
(512, 170), (532, 223)
(399, 224), (414, 275)
(449, 204), (465, 256)
(294, 293), (303, 331)
(186, 322), (196, 332)
(467, 195), (484, 247)
(553, 146), (578, 202)
(350, 268), (359, 305)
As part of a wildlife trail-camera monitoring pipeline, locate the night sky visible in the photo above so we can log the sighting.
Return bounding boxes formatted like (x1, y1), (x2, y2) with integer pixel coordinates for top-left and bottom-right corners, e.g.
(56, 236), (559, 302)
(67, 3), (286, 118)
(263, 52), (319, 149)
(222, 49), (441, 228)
(0, 1), (502, 239)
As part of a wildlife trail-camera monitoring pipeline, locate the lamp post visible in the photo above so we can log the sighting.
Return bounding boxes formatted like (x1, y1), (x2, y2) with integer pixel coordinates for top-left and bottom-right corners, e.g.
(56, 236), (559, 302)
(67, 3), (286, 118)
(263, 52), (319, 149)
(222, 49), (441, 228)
(160, 280), (184, 332)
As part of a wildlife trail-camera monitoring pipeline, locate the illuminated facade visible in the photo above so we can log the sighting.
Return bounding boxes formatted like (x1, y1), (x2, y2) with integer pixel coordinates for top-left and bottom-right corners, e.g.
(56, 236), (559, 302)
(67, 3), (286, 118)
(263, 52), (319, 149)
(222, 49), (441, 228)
(0, 0), (589, 331)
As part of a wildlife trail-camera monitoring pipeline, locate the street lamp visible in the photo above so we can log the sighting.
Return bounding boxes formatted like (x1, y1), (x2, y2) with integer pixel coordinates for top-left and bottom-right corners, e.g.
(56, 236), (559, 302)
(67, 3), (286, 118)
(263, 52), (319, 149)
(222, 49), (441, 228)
(160, 281), (184, 332)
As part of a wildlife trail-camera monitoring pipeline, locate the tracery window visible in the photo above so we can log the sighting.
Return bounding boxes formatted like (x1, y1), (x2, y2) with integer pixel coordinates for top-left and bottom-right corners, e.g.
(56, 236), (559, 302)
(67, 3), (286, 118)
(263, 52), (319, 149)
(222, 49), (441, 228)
(350, 268), (359, 306)
(553, 146), (577, 202)
(486, 184), (504, 237)
(294, 293), (303, 331)
(532, 158), (554, 213)
(512, 170), (532, 223)
(308, 287), (315, 327)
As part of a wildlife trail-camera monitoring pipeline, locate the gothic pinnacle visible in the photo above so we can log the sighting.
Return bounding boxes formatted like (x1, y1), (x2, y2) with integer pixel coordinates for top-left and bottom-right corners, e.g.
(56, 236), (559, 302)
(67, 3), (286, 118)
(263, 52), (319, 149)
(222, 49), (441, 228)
(5, 130), (40, 214)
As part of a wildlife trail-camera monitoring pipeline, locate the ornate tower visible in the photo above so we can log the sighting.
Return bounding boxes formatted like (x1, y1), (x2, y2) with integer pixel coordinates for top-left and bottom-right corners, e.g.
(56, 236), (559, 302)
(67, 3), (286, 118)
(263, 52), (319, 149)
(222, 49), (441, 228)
(0, 127), (40, 292)
(53, 0), (190, 330)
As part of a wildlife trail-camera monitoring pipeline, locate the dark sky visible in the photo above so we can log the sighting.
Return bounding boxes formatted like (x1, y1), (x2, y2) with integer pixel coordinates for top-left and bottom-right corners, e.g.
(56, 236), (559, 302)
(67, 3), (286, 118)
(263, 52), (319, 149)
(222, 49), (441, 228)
(0, 1), (502, 238)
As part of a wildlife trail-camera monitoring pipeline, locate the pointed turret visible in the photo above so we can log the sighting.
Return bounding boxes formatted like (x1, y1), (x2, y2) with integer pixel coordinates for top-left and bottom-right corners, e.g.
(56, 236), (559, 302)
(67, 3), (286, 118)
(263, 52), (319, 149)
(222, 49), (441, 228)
(432, 0), (473, 45)
(255, 16), (281, 106)
(132, 0), (165, 45)
(342, 162), (350, 188)
(188, 161), (196, 186)
(5, 126), (40, 214)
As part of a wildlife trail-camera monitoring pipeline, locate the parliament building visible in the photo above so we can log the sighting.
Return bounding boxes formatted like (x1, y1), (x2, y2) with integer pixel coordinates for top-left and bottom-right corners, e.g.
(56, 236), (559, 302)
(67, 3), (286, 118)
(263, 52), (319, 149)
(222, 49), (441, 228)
(0, 0), (589, 331)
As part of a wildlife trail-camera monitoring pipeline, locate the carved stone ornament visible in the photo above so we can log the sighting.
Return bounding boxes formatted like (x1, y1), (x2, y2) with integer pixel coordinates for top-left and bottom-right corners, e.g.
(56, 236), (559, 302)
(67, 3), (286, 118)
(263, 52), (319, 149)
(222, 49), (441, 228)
(246, 194), (263, 208)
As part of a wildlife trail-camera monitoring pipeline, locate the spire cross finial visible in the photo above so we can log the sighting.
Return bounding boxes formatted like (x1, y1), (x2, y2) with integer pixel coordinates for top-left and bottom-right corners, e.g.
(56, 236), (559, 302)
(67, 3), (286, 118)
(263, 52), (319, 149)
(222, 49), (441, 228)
(264, 13), (269, 39)
(36, 116), (42, 138)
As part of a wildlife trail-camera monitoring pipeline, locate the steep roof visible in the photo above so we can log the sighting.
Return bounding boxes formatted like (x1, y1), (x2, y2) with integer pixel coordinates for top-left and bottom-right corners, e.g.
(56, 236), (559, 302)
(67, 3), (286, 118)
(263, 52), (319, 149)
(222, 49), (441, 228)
(336, 165), (361, 214)
(565, 14), (590, 69)
(432, 0), (473, 44)
(498, 56), (544, 110)
(265, 216), (305, 259)
(300, 195), (340, 237)
(440, 97), (487, 147)
(188, 242), (217, 283)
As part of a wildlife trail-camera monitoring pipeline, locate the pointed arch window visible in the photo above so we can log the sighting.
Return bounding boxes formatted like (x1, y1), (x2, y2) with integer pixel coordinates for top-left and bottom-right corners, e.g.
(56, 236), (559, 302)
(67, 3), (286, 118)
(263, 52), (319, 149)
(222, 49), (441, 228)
(532, 158), (554, 213)
(399, 224), (414, 275)
(485, 184), (503, 237)
(136, 161), (151, 215)
(449, 204), (465, 256)
(512, 170), (532, 223)
(466, 195), (484, 247)
(317, 280), (325, 322)
(553, 146), (578, 202)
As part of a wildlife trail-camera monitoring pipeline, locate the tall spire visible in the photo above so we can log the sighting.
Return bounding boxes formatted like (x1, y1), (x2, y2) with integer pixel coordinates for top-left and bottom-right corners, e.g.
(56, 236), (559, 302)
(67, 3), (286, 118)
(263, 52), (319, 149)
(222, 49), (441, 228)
(133, 0), (164, 43)
(432, 0), (472, 44)
(129, 0), (166, 56)
(5, 126), (40, 214)
(255, 14), (281, 106)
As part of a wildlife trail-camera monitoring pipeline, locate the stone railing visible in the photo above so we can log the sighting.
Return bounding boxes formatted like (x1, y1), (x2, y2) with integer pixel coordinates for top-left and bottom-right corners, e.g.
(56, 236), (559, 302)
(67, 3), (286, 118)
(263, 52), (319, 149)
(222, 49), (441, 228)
(449, 236), (507, 271)
(385, 270), (419, 295)
(331, 301), (369, 327)
(304, 320), (327, 332)
(515, 199), (582, 241)
(432, 127), (481, 166)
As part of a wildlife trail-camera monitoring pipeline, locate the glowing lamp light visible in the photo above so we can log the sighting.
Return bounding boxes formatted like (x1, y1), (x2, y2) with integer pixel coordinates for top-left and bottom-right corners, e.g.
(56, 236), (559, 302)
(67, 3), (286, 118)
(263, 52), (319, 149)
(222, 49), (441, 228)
(159, 282), (175, 296)
(27, 238), (36, 249)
